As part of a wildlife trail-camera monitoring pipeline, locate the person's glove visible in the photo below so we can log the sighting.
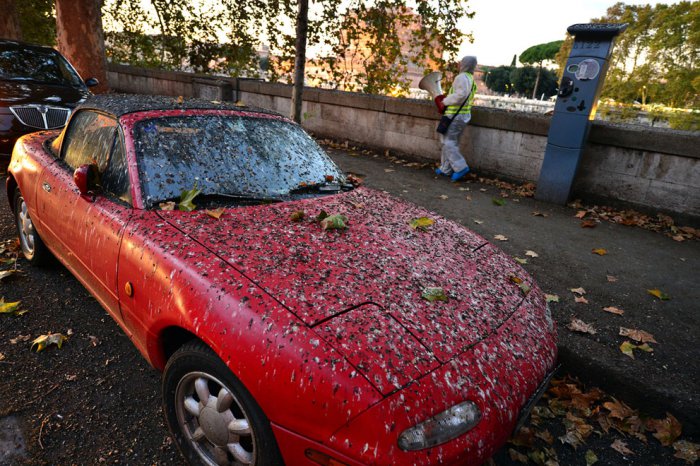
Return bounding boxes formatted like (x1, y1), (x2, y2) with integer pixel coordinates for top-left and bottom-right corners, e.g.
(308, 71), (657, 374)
(434, 94), (446, 114)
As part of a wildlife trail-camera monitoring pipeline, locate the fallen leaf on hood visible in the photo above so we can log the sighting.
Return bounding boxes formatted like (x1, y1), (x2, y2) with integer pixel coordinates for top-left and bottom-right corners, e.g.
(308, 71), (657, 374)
(570, 287), (586, 295)
(31, 333), (68, 352)
(603, 306), (624, 315)
(492, 198), (506, 206)
(581, 220), (598, 228)
(607, 275), (618, 283)
(10, 334), (31, 344)
(650, 413), (682, 446)
(545, 294), (560, 303)
(585, 449), (598, 465)
(610, 439), (634, 456)
(619, 341), (653, 359)
(568, 318), (596, 335)
(619, 327), (657, 343)
(409, 217), (435, 231)
(422, 287), (448, 302)
(159, 201), (175, 211)
(575, 296), (589, 304)
(494, 234), (508, 241)
(525, 250), (539, 258)
(592, 248), (608, 256)
(672, 440), (699, 464)
(514, 257), (528, 265)
(178, 185), (202, 212)
(575, 210), (588, 219)
(205, 207), (225, 219)
(290, 210), (305, 222)
(320, 214), (348, 230)
(647, 289), (670, 300)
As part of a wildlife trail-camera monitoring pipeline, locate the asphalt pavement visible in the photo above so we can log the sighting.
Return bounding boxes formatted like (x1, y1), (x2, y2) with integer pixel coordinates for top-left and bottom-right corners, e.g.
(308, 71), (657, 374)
(324, 145), (700, 438)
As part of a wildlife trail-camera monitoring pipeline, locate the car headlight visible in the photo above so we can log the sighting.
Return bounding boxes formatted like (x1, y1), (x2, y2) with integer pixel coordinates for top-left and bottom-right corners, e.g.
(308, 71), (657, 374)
(397, 401), (481, 451)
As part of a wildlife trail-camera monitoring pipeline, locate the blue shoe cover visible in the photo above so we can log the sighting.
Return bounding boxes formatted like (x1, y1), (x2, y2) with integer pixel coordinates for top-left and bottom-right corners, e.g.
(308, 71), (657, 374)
(450, 166), (470, 182)
(435, 168), (448, 176)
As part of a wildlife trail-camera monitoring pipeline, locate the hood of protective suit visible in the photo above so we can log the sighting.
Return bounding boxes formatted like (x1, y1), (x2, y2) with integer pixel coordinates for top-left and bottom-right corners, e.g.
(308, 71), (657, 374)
(460, 56), (477, 73)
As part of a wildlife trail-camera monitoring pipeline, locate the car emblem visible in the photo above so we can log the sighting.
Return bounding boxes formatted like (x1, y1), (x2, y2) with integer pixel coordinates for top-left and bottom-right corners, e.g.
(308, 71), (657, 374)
(38, 105), (48, 115)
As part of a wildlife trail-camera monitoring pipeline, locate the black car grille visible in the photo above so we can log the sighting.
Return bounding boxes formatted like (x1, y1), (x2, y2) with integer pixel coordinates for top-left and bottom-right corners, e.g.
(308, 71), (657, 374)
(9, 105), (71, 129)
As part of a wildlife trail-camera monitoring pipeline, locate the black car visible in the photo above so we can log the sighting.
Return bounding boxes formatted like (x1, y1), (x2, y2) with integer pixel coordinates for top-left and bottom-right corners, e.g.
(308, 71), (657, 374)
(0, 39), (98, 161)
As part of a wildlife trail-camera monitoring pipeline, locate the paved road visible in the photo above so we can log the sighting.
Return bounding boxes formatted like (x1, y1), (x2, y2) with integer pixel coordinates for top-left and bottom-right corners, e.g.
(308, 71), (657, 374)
(1, 147), (697, 465)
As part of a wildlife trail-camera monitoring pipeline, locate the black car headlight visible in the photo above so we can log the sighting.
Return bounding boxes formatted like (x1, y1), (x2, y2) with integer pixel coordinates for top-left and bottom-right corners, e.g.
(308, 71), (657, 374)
(397, 401), (481, 451)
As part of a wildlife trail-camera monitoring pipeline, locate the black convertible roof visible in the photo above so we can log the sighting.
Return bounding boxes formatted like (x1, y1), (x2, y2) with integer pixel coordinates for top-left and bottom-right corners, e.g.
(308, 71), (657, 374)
(78, 93), (282, 118)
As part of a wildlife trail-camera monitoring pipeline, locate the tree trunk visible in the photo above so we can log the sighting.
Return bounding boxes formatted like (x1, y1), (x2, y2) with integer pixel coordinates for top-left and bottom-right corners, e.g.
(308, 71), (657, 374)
(55, 0), (109, 94)
(0, 0), (22, 40)
(290, 0), (309, 123)
(531, 64), (541, 100)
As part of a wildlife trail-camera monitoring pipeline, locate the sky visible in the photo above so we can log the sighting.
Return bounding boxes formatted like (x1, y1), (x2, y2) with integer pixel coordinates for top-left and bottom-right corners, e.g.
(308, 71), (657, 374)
(458, 0), (672, 66)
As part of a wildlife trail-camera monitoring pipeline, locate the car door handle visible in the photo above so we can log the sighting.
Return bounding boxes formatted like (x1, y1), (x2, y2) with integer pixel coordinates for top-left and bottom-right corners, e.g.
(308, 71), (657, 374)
(42, 182), (51, 193)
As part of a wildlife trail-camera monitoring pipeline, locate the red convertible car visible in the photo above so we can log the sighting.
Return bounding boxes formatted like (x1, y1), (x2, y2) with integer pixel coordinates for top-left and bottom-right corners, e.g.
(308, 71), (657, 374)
(7, 95), (557, 466)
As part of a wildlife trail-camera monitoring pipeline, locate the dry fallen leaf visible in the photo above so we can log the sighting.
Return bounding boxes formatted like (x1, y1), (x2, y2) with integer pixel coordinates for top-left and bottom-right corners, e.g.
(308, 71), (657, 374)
(603, 306), (624, 315)
(647, 289), (670, 300)
(531, 211), (549, 217)
(570, 287), (586, 295)
(508, 448), (528, 464)
(581, 220), (598, 228)
(575, 210), (588, 219)
(603, 399), (635, 420)
(65, 374), (78, 381)
(525, 250), (539, 258)
(10, 334), (31, 344)
(545, 294), (560, 303)
(473, 219), (484, 224)
(439, 194), (449, 200)
(650, 413), (682, 446)
(592, 248), (608, 256)
(575, 296), (590, 304)
(159, 201), (176, 211)
(619, 341), (653, 359)
(607, 275), (618, 283)
(672, 440), (699, 464)
(514, 257), (528, 265)
(611, 439), (634, 456)
(568, 318), (596, 335)
(410, 217), (434, 231)
(384, 168), (395, 173)
(585, 449), (598, 466)
(619, 327), (657, 344)
(205, 207), (225, 219)
(494, 234), (508, 241)
(0, 270), (17, 281)
(31, 333), (68, 352)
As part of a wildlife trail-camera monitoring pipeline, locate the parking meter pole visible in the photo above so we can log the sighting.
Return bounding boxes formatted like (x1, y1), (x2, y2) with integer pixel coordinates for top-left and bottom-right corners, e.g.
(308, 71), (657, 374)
(535, 23), (627, 205)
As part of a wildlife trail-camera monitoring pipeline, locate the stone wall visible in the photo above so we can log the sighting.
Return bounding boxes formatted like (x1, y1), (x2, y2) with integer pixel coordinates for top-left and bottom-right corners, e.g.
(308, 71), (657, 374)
(107, 64), (700, 221)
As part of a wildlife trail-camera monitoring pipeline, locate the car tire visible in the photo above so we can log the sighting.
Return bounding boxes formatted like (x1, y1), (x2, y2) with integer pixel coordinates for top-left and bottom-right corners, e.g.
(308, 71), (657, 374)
(13, 188), (50, 265)
(163, 341), (284, 466)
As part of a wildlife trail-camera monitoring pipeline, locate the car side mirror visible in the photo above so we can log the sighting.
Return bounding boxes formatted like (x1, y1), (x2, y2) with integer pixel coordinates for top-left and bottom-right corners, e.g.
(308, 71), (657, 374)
(85, 77), (99, 87)
(74, 164), (100, 197)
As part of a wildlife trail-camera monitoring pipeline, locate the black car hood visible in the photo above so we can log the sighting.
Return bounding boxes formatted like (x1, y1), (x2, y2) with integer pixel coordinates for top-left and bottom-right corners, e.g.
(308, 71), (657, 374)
(0, 80), (89, 106)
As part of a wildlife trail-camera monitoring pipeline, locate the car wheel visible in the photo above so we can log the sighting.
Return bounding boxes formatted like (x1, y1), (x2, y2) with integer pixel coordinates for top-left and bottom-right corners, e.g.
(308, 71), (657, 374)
(13, 188), (49, 264)
(163, 341), (284, 466)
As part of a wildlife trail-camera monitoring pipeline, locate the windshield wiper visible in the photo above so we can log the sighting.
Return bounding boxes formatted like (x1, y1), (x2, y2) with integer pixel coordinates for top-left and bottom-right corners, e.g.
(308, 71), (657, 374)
(287, 181), (353, 196)
(155, 192), (282, 209)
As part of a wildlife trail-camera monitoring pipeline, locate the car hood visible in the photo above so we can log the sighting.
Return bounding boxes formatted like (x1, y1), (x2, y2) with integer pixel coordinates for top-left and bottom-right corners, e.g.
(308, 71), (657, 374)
(0, 80), (89, 106)
(160, 188), (534, 363)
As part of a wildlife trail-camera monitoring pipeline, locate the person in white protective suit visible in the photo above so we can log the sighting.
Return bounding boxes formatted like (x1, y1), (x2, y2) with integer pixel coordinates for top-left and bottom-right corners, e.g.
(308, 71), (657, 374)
(434, 56), (478, 182)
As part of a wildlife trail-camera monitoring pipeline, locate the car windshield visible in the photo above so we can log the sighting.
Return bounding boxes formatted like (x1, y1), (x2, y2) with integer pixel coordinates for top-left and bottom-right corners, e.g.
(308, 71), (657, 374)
(133, 114), (346, 208)
(0, 44), (84, 87)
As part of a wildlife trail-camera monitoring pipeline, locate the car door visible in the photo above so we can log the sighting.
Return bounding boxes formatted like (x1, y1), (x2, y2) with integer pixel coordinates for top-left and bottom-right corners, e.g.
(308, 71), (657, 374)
(35, 110), (132, 324)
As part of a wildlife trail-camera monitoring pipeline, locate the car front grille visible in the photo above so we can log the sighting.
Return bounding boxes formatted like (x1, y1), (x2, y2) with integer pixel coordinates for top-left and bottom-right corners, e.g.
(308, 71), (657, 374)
(9, 105), (71, 130)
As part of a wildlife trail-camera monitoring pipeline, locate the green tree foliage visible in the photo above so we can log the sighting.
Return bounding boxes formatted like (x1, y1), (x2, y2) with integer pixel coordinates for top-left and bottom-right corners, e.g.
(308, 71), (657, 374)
(555, 2), (699, 109)
(16, 0), (55, 46)
(100, 0), (472, 95)
(519, 40), (563, 99)
(484, 65), (557, 98)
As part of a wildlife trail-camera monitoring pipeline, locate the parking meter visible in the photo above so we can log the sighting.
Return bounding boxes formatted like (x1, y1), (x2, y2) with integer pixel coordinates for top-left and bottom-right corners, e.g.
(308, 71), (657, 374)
(535, 23), (627, 204)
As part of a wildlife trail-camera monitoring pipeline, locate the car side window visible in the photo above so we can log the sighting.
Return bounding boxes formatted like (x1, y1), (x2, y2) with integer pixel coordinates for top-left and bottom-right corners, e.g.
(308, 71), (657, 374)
(101, 131), (132, 205)
(62, 111), (116, 172)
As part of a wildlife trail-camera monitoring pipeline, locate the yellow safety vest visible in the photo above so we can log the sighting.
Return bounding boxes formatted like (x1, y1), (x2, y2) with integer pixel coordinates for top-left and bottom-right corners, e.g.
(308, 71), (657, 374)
(445, 72), (477, 115)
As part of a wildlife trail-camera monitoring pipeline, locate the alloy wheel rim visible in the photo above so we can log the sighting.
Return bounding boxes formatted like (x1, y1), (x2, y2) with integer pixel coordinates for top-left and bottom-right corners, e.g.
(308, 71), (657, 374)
(175, 371), (255, 466)
(17, 197), (35, 256)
